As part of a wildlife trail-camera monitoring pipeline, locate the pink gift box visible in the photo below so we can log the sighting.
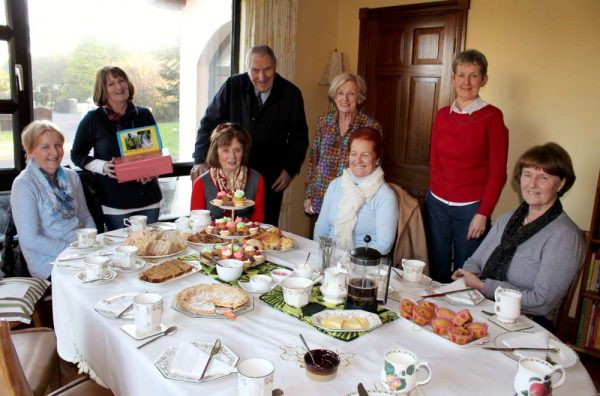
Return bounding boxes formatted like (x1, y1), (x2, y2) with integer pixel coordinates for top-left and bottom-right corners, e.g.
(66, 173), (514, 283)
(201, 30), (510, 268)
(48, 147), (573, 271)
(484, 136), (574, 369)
(114, 149), (173, 183)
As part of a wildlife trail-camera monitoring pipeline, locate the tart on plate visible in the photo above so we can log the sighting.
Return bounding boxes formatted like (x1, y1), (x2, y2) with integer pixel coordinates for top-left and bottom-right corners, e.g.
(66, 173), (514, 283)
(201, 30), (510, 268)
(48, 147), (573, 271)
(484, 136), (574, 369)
(176, 284), (249, 315)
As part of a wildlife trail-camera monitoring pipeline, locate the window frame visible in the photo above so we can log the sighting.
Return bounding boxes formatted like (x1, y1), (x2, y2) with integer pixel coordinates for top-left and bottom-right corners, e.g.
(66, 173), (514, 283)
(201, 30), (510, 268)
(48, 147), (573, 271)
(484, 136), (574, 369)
(0, 0), (241, 186)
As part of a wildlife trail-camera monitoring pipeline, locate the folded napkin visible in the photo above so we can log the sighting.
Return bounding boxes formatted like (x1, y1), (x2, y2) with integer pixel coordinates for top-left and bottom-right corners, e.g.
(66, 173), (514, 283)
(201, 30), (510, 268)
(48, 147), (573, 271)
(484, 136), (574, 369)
(434, 279), (484, 305)
(98, 298), (133, 317)
(502, 331), (549, 359)
(170, 341), (236, 380)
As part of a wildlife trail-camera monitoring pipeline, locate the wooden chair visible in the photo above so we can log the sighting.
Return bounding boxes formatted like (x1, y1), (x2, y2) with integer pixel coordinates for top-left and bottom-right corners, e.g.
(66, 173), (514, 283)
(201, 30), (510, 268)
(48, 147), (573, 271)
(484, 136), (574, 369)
(388, 183), (429, 273)
(0, 321), (113, 396)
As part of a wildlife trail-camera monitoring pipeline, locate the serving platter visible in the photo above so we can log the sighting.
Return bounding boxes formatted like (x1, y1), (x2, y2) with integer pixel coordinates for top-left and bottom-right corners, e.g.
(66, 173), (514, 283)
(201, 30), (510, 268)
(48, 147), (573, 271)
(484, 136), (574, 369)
(155, 341), (239, 383)
(312, 309), (383, 333)
(172, 296), (254, 319)
(398, 315), (489, 348)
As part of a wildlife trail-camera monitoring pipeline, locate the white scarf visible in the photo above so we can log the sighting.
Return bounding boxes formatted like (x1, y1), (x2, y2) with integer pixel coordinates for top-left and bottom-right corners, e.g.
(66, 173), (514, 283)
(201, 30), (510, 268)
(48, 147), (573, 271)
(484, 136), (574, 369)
(334, 167), (385, 251)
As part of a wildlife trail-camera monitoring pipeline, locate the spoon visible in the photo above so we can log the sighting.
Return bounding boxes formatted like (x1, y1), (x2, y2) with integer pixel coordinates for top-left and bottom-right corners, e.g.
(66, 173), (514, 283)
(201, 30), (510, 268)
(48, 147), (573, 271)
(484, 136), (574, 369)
(137, 325), (178, 349)
(299, 333), (319, 367)
(303, 252), (311, 267)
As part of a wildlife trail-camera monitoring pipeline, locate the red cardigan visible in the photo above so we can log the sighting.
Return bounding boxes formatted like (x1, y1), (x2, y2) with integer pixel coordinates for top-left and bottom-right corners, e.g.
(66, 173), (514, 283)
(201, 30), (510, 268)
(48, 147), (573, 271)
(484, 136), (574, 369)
(190, 172), (266, 222)
(429, 105), (509, 217)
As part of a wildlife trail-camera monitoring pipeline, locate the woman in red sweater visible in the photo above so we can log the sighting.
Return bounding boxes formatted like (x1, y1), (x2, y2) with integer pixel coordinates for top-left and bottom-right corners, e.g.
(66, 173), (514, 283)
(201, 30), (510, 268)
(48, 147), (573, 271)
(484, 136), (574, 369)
(425, 49), (509, 283)
(190, 123), (265, 222)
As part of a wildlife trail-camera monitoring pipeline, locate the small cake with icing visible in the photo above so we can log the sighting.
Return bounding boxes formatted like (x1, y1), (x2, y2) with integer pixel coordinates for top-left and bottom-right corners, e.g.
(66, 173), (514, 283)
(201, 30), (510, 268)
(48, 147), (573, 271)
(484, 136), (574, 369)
(233, 190), (246, 207)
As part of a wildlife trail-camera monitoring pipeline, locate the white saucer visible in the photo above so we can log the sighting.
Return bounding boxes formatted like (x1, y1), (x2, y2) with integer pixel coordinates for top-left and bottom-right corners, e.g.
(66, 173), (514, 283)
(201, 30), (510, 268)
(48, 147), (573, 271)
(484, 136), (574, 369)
(69, 241), (103, 250)
(75, 268), (117, 285)
(493, 331), (579, 369)
(111, 258), (146, 272)
(238, 280), (274, 294)
(121, 323), (169, 340)
(393, 269), (432, 287)
(488, 315), (534, 332)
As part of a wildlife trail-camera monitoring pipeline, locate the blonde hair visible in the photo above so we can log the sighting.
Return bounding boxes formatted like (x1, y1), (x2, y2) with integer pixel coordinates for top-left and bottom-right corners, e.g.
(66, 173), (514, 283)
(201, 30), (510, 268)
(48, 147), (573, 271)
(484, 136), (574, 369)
(21, 120), (64, 156)
(328, 73), (367, 107)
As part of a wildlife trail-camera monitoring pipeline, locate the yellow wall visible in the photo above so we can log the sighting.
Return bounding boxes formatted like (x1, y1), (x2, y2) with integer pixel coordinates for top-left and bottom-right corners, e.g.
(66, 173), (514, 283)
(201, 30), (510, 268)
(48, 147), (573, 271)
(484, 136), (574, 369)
(292, 0), (600, 237)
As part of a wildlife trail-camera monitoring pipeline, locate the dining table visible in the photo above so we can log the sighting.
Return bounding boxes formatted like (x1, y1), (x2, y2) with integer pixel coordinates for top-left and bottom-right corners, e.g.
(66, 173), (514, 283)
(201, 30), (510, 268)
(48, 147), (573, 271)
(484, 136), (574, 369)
(51, 228), (597, 396)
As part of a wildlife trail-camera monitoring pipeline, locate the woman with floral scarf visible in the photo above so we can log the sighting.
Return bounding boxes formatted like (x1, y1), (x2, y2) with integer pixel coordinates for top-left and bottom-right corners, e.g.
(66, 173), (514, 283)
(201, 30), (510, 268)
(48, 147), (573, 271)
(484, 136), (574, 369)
(11, 121), (95, 279)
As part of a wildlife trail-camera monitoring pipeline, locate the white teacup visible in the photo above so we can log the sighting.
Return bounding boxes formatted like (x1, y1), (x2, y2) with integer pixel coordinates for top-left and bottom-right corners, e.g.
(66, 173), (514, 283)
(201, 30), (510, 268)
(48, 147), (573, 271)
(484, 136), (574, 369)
(381, 348), (432, 394)
(494, 287), (522, 324)
(514, 357), (565, 395)
(190, 209), (211, 229)
(237, 358), (274, 396)
(114, 245), (138, 269)
(133, 293), (163, 333)
(401, 259), (426, 283)
(281, 277), (313, 308)
(76, 228), (97, 248)
(124, 215), (147, 232)
(84, 256), (109, 280)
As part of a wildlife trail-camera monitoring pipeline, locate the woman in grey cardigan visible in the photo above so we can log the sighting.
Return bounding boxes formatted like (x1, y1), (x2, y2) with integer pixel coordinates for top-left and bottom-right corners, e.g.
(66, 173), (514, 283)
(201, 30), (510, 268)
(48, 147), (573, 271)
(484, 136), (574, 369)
(453, 142), (584, 330)
(11, 121), (95, 279)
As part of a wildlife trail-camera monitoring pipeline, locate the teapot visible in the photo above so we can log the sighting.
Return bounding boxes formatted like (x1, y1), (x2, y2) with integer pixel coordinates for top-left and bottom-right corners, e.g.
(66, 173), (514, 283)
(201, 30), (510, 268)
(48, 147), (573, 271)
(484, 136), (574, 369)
(320, 263), (347, 304)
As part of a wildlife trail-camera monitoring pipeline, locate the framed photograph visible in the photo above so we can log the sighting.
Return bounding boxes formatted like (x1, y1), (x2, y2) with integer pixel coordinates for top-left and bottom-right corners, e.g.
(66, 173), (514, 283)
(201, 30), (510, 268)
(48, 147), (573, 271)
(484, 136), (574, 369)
(116, 125), (163, 156)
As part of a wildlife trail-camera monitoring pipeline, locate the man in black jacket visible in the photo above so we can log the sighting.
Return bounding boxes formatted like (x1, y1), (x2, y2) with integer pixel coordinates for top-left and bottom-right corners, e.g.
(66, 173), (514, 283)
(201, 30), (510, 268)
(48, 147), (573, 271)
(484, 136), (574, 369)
(191, 45), (309, 226)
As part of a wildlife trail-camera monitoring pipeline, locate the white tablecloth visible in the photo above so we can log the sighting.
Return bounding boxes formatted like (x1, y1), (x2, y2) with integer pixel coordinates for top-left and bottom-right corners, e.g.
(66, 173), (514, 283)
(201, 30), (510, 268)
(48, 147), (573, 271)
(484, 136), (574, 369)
(51, 232), (596, 396)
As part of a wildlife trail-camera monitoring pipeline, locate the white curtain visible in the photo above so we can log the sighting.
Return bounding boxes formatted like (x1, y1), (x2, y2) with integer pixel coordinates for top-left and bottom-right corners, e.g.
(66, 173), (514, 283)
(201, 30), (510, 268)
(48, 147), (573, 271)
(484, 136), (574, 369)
(240, 0), (299, 229)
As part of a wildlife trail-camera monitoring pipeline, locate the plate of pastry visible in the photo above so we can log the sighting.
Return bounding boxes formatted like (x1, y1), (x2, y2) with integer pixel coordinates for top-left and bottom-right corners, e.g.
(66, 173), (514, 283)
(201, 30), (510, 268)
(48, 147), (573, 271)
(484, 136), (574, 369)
(173, 283), (253, 318)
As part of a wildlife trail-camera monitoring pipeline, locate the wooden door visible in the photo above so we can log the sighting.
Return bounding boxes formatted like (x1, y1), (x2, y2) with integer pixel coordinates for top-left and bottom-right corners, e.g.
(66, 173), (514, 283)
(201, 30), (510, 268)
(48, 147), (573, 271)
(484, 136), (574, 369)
(358, 0), (469, 203)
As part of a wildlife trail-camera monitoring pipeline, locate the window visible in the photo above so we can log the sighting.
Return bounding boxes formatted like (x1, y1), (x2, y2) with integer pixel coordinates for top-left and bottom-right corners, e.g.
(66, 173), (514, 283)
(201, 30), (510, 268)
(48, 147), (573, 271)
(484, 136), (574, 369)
(28, 0), (235, 168)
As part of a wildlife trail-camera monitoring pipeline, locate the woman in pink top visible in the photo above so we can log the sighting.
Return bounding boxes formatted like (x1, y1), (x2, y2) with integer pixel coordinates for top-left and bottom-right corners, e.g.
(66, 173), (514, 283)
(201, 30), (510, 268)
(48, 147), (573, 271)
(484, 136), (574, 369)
(425, 49), (509, 283)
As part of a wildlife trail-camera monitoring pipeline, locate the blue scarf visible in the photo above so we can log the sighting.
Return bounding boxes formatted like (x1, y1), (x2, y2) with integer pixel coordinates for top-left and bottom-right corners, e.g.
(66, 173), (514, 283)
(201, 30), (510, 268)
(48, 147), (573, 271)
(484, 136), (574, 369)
(28, 160), (76, 220)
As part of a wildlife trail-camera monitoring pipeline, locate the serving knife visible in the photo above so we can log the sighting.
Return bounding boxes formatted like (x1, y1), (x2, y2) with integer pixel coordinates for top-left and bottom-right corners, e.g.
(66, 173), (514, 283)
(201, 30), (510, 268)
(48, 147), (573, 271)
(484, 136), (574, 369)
(357, 382), (369, 396)
(483, 346), (559, 353)
(200, 338), (221, 380)
(420, 288), (474, 299)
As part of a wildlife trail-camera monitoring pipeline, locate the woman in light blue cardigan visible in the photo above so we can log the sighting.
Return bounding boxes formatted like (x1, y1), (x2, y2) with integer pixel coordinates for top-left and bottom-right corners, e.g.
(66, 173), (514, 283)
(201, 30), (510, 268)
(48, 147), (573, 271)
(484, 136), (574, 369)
(314, 127), (398, 255)
(11, 121), (95, 279)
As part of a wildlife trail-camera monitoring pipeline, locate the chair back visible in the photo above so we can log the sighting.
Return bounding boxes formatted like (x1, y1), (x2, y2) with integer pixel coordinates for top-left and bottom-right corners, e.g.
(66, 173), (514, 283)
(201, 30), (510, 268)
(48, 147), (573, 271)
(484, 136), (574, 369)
(0, 321), (34, 396)
(1, 208), (31, 278)
(387, 183), (429, 273)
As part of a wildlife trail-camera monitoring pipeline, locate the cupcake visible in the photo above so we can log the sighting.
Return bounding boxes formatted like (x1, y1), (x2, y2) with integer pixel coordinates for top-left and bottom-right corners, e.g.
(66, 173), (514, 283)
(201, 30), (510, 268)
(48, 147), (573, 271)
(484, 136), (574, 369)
(435, 307), (456, 321)
(233, 250), (244, 260)
(236, 222), (248, 235)
(215, 218), (226, 228)
(214, 191), (227, 205)
(431, 317), (453, 336)
(221, 247), (233, 258)
(249, 222), (259, 235)
(219, 229), (230, 237)
(254, 253), (266, 263)
(465, 322), (488, 339)
(244, 244), (256, 256)
(233, 190), (245, 207)
(214, 243), (224, 255)
(399, 298), (416, 319)
(226, 221), (237, 233)
(448, 326), (473, 345)
(232, 244), (242, 252)
(452, 309), (473, 327)
(412, 305), (434, 326)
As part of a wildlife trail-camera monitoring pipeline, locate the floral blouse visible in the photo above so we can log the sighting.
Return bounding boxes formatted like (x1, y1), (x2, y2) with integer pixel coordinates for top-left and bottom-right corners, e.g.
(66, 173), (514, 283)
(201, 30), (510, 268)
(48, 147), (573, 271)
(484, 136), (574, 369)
(304, 110), (382, 213)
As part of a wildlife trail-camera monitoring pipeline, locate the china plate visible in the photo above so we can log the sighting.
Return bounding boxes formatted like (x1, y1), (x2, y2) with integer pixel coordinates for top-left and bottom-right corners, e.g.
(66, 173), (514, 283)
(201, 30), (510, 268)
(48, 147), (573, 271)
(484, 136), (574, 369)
(424, 285), (485, 306)
(312, 309), (383, 333)
(94, 292), (137, 319)
(75, 268), (117, 285)
(172, 296), (254, 319)
(137, 260), (202, 286)
(493, 331), (579, 369)
(111, 258), (146, 272)
(346, 387), (425, 396)
(205, 229), (256, 240)
(69, 241), (103, 251)
(487, 315), (534, 332)
(137, 247), (187, 259)
(261, 238), (298, 253)
(393, 270), (432, 288)
(155, 341), (239, 383)
(398, 315), (489, 348)
(209, 199), (255, 210)
(238, 280), (276, 294)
